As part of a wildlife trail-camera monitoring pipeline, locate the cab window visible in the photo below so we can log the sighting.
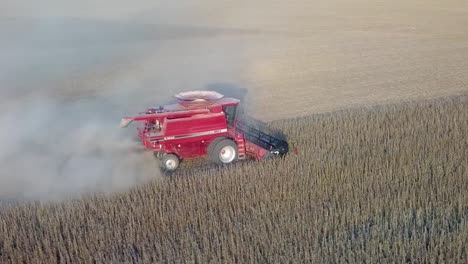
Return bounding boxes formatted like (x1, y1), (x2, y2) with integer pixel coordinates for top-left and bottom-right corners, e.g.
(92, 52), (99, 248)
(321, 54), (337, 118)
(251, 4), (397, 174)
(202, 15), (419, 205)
(222, 105), (237, 127)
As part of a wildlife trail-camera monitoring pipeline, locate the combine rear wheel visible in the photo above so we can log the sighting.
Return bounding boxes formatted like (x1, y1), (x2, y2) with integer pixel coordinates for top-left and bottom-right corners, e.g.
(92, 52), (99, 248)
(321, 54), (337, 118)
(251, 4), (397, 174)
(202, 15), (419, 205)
(210, 139), (237, 165)
(160, 154), (180, 172)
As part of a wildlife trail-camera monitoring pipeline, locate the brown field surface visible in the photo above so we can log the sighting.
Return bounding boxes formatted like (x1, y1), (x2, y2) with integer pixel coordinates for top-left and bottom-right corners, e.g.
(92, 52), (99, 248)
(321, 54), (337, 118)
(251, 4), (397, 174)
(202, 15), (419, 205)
(1, 0), (467, 119)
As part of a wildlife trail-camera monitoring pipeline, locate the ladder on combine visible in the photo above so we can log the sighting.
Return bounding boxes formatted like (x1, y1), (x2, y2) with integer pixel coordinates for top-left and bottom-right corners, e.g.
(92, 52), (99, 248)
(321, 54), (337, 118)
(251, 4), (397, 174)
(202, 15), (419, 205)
(235, 134), (247, 160)
(236, 121), (289, 158)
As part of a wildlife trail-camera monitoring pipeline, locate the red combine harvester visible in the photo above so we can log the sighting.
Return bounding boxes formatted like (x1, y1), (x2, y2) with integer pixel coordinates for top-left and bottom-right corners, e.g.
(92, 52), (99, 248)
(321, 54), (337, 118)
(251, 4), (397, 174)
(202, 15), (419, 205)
(120, 91), (289, 171)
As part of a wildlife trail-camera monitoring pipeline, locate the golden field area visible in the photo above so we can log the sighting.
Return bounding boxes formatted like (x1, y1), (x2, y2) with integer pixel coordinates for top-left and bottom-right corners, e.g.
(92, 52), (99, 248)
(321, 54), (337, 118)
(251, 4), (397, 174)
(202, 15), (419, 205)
(1, 0), (467, 262)
(1, 95), (467, 262)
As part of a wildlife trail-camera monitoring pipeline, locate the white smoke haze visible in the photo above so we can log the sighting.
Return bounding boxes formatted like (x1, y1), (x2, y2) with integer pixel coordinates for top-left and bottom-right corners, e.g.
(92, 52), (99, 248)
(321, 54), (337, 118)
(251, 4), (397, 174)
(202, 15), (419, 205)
(0, 0), (254, 200)
(0, 97), (160, 201)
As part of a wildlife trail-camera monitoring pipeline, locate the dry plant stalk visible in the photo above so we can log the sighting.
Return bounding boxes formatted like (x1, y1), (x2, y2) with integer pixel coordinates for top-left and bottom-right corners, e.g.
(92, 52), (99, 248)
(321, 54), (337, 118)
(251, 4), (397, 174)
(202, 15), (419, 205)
(1, 95), (467, 263)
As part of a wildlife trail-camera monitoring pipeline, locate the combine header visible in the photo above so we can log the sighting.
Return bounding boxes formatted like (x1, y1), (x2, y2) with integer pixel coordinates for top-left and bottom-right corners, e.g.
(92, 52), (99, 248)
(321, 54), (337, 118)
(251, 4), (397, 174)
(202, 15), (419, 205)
(121, 91), (289, 171)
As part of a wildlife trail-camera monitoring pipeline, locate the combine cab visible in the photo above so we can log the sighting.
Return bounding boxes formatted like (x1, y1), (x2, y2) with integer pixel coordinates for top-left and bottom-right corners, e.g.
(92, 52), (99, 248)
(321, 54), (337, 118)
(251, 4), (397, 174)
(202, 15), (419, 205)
(121, 91), (289, 171)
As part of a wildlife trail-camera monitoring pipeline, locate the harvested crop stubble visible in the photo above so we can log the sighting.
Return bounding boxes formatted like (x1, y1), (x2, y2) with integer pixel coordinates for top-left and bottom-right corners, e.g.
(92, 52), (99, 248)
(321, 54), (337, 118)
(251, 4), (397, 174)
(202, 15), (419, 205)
(1, 95), (467, 263)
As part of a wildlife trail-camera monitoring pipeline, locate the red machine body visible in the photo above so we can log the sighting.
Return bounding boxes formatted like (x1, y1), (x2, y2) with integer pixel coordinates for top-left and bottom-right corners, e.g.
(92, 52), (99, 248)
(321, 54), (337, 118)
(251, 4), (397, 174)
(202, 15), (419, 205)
(121, 91), (288, 171)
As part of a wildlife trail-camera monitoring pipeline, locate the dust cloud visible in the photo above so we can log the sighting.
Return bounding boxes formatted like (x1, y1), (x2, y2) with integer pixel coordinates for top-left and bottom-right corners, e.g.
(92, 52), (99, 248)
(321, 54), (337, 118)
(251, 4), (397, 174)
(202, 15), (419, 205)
(0, 97), (160, 201)
(0, 1), (251, 200)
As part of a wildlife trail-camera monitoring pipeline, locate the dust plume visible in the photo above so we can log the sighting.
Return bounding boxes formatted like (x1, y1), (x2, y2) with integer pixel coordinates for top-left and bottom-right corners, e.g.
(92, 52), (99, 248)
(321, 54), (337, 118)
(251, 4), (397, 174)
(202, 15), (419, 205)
(0, 96), (161, 201)
(0, 1), (251, 200)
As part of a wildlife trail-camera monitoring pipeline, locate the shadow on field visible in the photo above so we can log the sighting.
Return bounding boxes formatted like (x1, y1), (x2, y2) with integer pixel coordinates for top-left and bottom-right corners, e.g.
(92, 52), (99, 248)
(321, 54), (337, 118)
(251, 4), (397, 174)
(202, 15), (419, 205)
(204, 82), (287, 141)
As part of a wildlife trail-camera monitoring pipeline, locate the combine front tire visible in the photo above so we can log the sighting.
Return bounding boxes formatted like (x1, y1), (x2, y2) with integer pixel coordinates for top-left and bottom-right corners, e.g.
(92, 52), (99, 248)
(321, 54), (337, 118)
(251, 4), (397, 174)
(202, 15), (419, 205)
(210, 139), (237, 165)
(207, 136), (226, 155)
(160, 154), (180, 172)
